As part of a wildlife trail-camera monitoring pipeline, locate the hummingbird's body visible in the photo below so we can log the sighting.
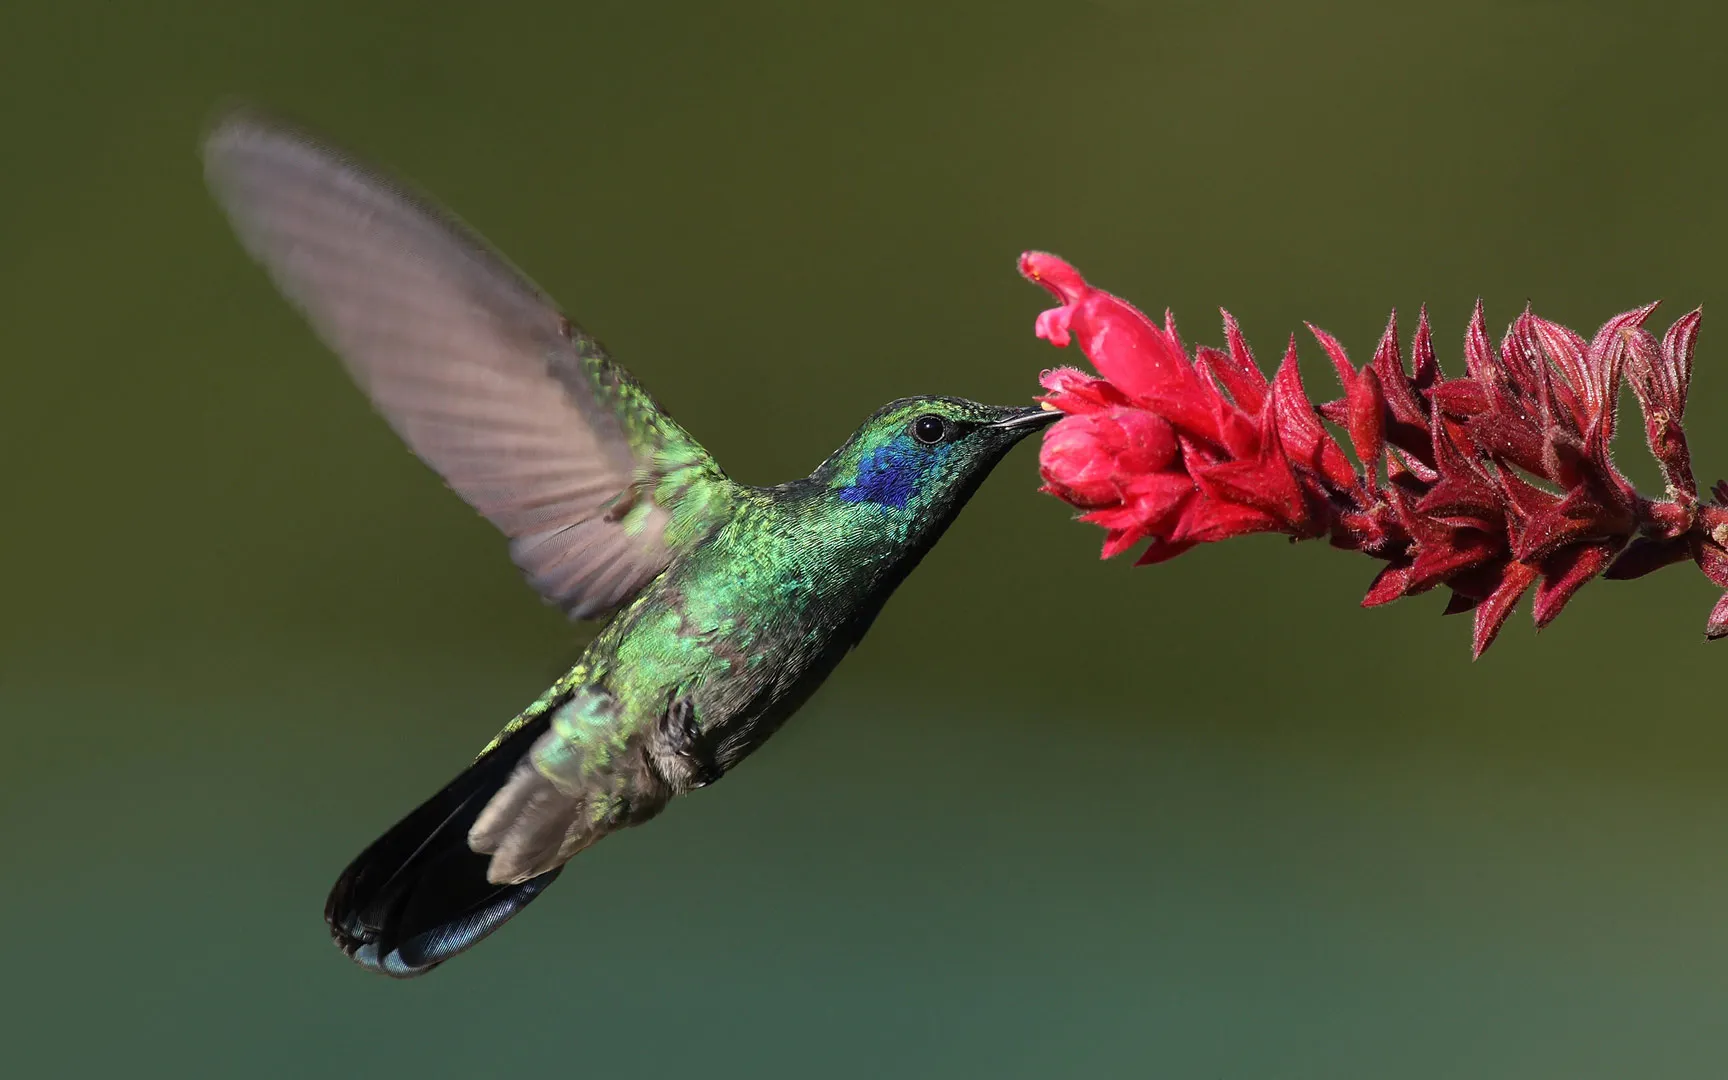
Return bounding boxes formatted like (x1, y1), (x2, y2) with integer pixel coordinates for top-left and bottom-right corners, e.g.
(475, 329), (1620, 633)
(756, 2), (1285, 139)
(203, 110), (1055, 977)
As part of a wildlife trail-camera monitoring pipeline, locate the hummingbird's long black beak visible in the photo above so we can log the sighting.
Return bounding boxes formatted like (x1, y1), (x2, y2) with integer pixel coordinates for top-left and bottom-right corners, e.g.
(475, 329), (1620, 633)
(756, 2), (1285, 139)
(990, 405), (1063, 432)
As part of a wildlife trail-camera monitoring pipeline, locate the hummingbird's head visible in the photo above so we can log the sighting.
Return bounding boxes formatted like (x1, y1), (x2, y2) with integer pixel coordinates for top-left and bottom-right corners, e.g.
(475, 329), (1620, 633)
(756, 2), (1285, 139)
(818, 396), (1059, 540)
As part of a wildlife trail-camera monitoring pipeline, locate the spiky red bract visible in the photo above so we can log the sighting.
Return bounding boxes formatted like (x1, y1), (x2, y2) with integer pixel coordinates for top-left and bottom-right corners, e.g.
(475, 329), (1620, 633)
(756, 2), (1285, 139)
(1021, 250), (1724, 657)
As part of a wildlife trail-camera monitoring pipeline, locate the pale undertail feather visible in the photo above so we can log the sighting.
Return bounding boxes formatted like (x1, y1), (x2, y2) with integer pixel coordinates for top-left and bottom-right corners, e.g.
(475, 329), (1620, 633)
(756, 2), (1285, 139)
(202, 109), (693, 618)
(469, 761), (604, 884)
(468, 687), (665, 884)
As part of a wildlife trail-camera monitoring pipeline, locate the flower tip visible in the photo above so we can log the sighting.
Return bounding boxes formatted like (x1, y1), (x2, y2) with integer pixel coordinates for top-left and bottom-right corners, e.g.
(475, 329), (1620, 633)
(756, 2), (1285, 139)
(1021, 253), (1087, 347)
(1018, 251), (1089, 304)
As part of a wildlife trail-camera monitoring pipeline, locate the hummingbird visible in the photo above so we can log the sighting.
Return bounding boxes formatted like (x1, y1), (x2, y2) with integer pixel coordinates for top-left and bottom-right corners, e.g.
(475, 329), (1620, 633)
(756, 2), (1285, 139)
(202, 109), (1057, 978)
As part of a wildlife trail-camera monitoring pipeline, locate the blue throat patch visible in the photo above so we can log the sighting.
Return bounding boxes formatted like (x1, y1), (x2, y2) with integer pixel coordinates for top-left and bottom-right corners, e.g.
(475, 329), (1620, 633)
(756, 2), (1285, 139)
(839, 440), (935, 510)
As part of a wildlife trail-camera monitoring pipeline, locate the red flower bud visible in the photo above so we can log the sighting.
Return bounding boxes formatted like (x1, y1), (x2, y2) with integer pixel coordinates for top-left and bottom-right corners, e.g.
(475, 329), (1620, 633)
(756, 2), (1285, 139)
(1038, 409), (1178, 509)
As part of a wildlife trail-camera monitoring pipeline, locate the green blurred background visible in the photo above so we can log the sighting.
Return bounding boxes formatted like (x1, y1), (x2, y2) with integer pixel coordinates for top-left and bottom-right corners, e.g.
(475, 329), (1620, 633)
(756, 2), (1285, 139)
(5, 1), (1728, 1075)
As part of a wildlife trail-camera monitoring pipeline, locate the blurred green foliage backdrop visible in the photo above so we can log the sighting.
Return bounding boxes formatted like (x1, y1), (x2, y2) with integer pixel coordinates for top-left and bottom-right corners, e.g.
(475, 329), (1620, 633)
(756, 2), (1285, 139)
(5, 1), (1728, 1076)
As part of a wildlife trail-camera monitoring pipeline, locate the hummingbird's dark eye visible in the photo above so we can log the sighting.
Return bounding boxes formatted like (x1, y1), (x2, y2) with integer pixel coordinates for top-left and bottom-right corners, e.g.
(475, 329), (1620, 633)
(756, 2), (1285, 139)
(911, 414), (948, 445)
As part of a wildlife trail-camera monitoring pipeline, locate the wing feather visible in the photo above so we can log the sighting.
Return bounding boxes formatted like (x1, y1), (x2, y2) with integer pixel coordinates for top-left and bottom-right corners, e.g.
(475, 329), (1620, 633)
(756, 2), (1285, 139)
(203, 109), (723, 617)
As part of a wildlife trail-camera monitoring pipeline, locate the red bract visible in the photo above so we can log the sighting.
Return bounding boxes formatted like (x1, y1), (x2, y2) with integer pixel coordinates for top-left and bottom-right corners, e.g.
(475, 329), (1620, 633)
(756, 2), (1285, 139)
(1021, 250), (1727, 657)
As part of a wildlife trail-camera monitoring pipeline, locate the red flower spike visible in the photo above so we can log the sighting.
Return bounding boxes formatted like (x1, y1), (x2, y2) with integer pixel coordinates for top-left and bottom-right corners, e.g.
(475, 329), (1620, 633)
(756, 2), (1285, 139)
(1134, 539), (1197, 566)
(1307, 324), (1387, 472)
(1473, 561), (1540, 658)
(1211, 397), (1261, 463)
(1196, 344), (1267, 415)
(1410, 306), (1439, 391)
(1269, 342), (1358, 492)
(1162, 309), (1185, 358)
(1171, 496), (1281, 545)
(1371, 311), (1430, 457)
(1221, 311), (1269, 412)
(1464, 300), (1494, 383)
(1020, 251), (1719, 654)
(1522, 486), (1627, 564)
(1429, 379), (1492, 418)
(1193, 401), (1307, 530)
(1417, 417), (1501, 523)
(1708, 592), (1728, 641)
(1496, 310), (1545, 408)
(1310, 322), (1358, 393)
(1661, 309), (1702, 416)
(1347, 366), (1389, 476)
(1099, 526), (1149, 560)
(1583, 302), (1658, 446)
(1408, 526), (1500, 594)
(1531, 317), (1596, 436)
(1532, 541), (1617, 628)
(1362, 562), (1414, 607)
(1462, 411), (1548, 478)
(1625, 310), (1702, 500)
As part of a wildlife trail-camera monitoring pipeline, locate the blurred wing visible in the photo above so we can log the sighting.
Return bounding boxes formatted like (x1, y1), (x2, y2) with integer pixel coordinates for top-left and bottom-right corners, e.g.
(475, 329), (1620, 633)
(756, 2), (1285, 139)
(203, 109), (726, 618)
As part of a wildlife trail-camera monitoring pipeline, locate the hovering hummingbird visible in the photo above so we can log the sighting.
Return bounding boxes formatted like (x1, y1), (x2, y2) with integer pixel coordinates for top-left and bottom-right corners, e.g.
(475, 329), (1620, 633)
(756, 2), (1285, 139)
(202, 109), (1057, 977)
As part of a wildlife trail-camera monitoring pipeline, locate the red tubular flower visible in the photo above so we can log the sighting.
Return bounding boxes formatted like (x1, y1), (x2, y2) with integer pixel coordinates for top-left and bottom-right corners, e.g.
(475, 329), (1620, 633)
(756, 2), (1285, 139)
(1021, 250), (1725, 657)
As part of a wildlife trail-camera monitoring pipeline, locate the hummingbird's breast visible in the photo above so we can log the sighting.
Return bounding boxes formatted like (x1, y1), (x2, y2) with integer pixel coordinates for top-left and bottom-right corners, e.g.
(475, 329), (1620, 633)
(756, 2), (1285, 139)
(589, 490), (911, 779)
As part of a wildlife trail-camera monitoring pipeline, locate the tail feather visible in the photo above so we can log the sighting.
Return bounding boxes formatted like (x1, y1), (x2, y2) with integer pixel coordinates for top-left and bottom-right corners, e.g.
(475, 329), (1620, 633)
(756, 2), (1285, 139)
(468, 759), (601, 883)
(325, 712), (563, 978)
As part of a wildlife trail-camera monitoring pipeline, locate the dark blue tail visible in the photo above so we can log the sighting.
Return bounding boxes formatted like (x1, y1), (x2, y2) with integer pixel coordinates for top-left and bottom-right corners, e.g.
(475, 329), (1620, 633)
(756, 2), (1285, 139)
(324, 714), (562, 977)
